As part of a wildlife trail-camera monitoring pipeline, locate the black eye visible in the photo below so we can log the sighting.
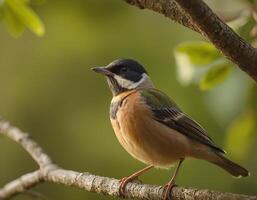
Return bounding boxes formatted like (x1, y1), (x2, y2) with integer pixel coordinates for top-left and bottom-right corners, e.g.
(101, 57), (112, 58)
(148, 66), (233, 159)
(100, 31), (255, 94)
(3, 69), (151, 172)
(120, 67), (128, 73)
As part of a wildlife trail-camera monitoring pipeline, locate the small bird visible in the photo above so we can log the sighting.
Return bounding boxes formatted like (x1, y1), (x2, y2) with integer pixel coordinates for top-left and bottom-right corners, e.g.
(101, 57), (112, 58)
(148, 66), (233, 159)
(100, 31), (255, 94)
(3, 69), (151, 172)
(92, 58), (249, 199)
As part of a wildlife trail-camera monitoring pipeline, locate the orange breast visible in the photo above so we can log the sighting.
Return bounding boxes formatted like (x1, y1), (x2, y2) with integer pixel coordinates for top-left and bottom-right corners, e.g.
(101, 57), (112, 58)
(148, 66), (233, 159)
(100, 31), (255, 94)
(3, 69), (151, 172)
(110, 91), (190, 168)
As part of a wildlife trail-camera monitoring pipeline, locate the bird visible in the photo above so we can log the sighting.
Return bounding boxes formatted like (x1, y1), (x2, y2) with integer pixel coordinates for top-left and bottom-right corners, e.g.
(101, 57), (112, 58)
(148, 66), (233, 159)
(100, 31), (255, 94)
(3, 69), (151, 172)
(92, 58), (249, 200)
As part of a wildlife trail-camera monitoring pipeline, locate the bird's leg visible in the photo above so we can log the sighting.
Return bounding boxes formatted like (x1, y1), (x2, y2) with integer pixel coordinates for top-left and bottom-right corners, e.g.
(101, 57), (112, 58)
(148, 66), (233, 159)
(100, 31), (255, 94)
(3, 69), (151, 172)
(119, 165), (153, 196)
(163, 158), (184, 200)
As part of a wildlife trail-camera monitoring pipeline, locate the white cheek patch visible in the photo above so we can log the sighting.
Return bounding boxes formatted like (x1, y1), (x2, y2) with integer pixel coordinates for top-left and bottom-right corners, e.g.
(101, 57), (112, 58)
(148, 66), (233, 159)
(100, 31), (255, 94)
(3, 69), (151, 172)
(114, 73), (152, 89)
(114, 74), (134, 89)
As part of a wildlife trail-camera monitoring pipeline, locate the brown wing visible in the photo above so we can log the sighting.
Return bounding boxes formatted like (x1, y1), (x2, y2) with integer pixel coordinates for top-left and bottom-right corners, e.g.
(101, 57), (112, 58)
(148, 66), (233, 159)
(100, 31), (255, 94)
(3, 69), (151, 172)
(152, 107), (225, 154)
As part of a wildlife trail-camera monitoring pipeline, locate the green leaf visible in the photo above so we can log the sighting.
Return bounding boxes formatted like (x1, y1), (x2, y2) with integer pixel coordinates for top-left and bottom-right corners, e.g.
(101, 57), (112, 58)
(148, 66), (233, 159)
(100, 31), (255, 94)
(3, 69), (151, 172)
(174, 49), (195, 85)
(174, 41), (224, 85)
(200, 60), (232, 90)
(225, 111), (256, 161)
(6, 0), (45, 36)
(239, 14), (257, 42)
(2, 6), (25, 37)
(174, 41), (221, 66)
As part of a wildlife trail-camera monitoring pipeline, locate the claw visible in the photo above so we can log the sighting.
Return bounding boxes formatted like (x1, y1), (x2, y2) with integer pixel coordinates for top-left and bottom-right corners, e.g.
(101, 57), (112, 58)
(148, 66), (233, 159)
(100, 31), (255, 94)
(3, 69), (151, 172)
(118, 177), (129, 197)
(117, 165), (153, 197)
(163, 182), (177, 200)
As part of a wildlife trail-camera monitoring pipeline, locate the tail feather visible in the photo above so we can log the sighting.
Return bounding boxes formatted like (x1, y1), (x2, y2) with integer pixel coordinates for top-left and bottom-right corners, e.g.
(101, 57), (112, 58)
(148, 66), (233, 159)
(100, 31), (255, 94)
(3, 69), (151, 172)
(212, 153), (249, 178)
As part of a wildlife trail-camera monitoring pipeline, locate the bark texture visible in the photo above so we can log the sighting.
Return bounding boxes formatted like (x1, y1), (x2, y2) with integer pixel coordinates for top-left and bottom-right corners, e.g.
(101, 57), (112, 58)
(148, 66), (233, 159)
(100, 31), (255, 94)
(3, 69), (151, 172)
(0, 119), (256, 200)
(124, 0), (257, 81)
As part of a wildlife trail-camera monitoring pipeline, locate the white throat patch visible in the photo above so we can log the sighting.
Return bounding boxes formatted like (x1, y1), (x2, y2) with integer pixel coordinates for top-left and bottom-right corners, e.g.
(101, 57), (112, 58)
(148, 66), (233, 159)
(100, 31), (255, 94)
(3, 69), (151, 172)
(114, 73), (154, 89)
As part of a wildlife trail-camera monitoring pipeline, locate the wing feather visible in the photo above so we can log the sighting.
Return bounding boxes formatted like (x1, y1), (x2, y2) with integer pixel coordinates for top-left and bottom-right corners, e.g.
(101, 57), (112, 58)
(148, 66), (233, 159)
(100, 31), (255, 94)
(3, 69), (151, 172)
(140, 89), (225, 154)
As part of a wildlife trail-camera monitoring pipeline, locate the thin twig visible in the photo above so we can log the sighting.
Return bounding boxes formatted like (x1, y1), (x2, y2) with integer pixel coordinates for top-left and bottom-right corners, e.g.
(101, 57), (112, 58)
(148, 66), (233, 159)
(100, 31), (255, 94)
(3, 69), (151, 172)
(0, 120), (52, 168)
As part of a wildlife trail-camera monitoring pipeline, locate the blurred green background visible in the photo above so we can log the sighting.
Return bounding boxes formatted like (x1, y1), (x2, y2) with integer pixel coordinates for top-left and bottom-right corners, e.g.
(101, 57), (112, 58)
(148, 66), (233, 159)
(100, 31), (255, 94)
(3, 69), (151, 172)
(0, 0), (256, 199)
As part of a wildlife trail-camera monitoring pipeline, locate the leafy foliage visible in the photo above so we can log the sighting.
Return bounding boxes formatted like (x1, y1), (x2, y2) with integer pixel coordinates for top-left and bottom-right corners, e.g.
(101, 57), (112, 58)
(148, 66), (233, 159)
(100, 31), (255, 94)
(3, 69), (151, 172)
(174, 41), (232, 89)
(225, 111), (256, 161)
(200, 60), (232, 90)
(173, 0), (257, 164)
(0, 0), (44, 37)
(174, 1), (257, 90)
(175, 41), (221, 66)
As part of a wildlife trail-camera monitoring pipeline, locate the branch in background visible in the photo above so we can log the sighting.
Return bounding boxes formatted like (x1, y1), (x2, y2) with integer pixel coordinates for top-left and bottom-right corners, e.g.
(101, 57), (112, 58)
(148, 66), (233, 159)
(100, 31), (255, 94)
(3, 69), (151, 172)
(0, 119), (256, 200)
(124, 0), (257, 82)
(126, 0), (202, 33)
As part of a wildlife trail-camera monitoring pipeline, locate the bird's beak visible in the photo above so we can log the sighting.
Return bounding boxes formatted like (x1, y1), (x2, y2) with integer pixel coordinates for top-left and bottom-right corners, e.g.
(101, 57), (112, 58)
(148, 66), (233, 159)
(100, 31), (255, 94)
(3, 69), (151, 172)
(91, 67), (113, 76)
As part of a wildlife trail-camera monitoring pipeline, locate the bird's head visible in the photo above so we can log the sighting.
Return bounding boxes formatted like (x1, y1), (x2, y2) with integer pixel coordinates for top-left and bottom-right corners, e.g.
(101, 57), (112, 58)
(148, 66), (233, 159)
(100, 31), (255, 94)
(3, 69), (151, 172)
(92, 58), (154, 96)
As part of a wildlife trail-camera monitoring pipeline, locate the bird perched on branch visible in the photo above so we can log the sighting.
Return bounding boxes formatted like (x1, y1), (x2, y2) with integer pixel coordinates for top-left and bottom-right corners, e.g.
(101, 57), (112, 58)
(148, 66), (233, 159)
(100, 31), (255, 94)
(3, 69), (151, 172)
(92, 58), (249, 200)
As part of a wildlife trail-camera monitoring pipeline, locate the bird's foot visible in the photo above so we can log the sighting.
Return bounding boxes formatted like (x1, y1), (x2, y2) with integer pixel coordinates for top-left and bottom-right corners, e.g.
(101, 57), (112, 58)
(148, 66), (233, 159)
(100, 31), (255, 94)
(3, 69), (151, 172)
(118, 176), (137, 197)
(163, 182), (177, 200)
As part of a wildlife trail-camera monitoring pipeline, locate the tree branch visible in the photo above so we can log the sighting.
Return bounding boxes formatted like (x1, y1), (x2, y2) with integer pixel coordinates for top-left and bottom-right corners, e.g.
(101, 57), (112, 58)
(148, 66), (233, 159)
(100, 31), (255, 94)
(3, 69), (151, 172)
(125, 0), (202, 33)
(124, 0), (257, 81)
(0, 119), (256, 200)
(0, 120), (52, 168)
(0, 171), (43, 199)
